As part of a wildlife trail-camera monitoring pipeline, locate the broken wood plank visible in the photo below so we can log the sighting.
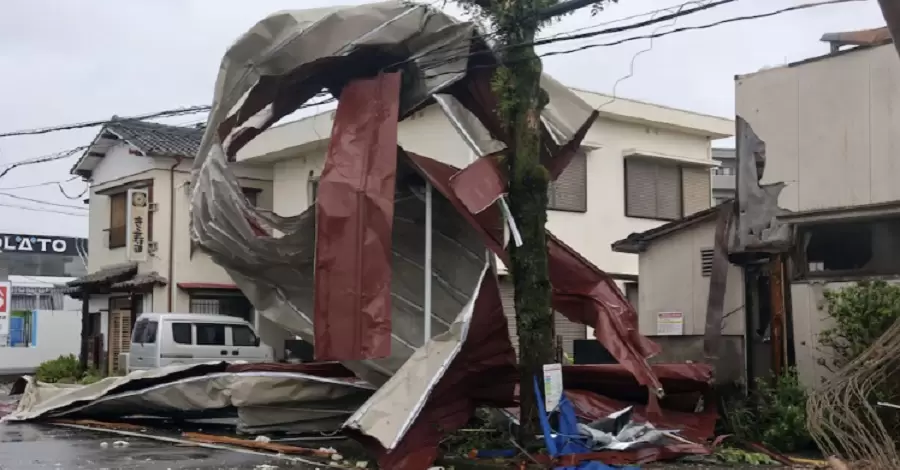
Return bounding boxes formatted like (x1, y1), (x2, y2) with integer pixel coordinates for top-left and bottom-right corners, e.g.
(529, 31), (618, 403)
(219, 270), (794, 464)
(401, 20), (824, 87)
(181, 431), (335, 458)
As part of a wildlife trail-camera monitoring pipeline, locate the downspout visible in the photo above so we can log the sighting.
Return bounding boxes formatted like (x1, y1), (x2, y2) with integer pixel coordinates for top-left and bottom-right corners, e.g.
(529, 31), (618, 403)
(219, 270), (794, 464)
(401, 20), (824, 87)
(168, 157), (183, 312)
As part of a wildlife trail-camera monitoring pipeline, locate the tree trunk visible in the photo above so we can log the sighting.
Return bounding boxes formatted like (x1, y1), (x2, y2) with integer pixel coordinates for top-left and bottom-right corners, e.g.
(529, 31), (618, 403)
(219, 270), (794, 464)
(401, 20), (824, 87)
(502, 23), (556, 442)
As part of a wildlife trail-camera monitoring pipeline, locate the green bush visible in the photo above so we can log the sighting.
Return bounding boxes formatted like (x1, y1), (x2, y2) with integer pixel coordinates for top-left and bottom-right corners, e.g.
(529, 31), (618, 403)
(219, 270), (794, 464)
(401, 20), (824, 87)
(819, 280), (900, 370)
(727, 368), (814, 453)
(35, 354), (82, 383)
(819, 281), (900, 437)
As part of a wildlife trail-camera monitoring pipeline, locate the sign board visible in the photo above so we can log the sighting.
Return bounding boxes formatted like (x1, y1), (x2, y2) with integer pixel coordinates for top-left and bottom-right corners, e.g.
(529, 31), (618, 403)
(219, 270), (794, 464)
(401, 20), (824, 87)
(656, 312), (684, 336)
(0, 234), (85, 256)
(126, 188), (150, 262)
(543, 363), (564, 412)
(0, 282), (10, 336)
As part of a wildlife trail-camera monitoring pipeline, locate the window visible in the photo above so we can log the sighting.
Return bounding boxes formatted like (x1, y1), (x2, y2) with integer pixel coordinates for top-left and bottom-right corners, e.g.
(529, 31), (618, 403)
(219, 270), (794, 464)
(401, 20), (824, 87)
(144, 321), (158, 343)
(232, 325), (258, 347)
(241, 187), (260, 207)
(794, 217), (900, 279)
(108, 192), (127, 248)
(548, 151), (587, 212)
(625, 157), (711, 220)
(189, 293), (253, 322)
(172, 323), (192, 345)
(132, 320), (147, 343)
(701, 249), (715, 277)
(196, 323), (226, 346)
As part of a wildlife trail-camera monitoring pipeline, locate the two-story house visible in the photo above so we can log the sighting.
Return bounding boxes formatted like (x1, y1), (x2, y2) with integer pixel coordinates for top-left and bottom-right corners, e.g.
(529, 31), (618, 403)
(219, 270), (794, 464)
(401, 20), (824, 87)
(234, 84), (733, 356)
(66, 119), (278, 373)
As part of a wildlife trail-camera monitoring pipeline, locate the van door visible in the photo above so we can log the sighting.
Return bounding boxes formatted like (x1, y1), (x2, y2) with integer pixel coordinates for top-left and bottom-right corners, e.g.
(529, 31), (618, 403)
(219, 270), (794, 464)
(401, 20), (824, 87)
(194, 322), (229, 363)
(129, 318), (159, 371)
(159, 321), (196, 367)
(228, 324), (267, 362)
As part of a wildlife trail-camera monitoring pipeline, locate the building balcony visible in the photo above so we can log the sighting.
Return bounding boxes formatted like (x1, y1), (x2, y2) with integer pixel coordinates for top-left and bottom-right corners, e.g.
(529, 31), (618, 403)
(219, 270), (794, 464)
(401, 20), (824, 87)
(712, 173), (735, 191)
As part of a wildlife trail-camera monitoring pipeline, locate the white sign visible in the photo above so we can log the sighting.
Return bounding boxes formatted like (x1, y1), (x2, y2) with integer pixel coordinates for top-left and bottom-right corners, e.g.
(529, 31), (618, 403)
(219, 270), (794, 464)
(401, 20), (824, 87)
(126, 188), (150, 262)
(543, 363), (564, 412)
(0, 281), (10, 336)
(656, 312), (684, 336)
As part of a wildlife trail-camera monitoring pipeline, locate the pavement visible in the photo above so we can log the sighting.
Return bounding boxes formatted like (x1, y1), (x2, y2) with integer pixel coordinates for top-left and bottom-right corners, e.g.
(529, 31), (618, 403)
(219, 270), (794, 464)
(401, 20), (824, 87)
(0, 423), (311, 470)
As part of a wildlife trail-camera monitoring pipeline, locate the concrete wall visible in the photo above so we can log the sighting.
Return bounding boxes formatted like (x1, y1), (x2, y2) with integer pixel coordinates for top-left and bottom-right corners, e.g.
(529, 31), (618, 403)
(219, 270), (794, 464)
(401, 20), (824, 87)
(0, 310), (81, 375)
(636, 218), (745, 336)
(736, 44), (900, 213)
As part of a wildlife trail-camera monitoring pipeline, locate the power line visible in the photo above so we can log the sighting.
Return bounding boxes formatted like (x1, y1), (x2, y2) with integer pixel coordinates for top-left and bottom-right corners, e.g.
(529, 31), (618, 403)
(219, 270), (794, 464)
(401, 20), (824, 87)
(531, 0), (867, 59)
(0, 107), (210, 138)
(0, 192), (87, 210)
(0, 202), (86, 217)
(0, 176), (79, 191)
(0, 146), (87, 181)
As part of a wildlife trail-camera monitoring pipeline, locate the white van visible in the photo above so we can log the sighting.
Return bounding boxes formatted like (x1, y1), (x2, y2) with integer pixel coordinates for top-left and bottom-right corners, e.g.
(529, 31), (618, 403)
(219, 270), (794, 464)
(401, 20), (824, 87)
(128, 313), (275, 372)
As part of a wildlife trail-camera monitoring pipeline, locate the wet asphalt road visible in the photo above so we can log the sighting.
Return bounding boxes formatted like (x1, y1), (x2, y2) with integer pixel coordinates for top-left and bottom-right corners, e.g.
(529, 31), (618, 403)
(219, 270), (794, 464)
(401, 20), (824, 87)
(0, 423), (308, 470)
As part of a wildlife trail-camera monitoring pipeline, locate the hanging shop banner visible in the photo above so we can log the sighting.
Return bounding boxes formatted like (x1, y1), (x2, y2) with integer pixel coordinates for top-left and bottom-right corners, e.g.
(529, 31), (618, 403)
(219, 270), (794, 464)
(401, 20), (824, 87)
(0, 281), (10, 336)
(126, 188), (150, 262)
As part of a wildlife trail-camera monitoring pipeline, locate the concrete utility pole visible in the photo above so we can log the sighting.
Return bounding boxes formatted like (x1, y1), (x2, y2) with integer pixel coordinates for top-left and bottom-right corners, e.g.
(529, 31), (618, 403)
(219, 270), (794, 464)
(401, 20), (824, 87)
(453, 0), (615, 441)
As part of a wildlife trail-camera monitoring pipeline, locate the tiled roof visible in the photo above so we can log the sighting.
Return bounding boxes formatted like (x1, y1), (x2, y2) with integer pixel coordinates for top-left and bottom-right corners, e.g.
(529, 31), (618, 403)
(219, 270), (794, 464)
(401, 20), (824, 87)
(105, 119), (204, 158)
(67, 261), (138, 287)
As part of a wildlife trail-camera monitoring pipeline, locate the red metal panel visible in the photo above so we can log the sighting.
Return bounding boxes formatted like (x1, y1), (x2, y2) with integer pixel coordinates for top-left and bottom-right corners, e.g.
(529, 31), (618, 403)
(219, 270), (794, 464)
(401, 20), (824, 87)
(313, 72), (401, 361)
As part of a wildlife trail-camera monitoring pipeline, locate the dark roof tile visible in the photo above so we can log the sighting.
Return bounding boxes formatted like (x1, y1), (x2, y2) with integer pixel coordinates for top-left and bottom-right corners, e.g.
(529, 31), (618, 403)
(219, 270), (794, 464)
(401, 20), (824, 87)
(106, 119), (203, 158)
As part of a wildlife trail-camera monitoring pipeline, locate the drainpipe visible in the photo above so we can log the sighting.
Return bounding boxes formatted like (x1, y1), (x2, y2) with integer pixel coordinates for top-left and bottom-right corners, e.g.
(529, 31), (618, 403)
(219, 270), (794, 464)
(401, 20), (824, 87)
(167, 157), (183, 312)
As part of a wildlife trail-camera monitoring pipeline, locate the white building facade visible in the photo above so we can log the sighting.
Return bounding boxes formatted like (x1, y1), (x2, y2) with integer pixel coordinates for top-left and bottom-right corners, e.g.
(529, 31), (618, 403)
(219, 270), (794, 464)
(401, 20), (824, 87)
(236, 86), (733, 355)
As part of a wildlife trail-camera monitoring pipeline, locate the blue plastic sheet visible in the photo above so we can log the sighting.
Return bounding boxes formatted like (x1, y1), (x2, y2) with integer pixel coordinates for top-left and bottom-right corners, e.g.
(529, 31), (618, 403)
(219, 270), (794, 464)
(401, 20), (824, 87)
(533, 377), (638, 470)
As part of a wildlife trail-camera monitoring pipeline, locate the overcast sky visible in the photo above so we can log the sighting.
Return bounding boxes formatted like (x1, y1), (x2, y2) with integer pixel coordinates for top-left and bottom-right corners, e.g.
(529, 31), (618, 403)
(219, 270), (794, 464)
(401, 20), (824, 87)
(0, 0), (886, 237)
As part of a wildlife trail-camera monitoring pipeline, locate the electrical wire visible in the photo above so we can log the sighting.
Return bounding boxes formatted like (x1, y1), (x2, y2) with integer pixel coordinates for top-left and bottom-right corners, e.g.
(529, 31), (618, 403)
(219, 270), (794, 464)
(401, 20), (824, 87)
(0, 146), (87, 182)
(0, 192), (87, 210)
(0, 175), (79, 191)
(0, 107), (210, 138)
(0, 202), (86, 217)
(58, 182), (90, 200)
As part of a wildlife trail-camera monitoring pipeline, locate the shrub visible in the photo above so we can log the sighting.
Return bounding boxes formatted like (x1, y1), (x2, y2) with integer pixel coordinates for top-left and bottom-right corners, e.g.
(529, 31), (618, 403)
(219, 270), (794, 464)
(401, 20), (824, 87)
(819, 280), (900, 370)
(35, 354), (82, 383)
(727, 368), (814, 453)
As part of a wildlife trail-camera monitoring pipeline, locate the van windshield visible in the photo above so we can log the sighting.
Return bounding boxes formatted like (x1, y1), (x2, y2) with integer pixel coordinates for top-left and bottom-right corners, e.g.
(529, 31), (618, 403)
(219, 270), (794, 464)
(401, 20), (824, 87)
(132, 320), (158, 344)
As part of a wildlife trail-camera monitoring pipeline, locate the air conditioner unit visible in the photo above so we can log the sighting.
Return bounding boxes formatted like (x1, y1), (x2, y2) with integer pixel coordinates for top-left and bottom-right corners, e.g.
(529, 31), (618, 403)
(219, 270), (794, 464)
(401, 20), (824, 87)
(148, 241), (159, 254)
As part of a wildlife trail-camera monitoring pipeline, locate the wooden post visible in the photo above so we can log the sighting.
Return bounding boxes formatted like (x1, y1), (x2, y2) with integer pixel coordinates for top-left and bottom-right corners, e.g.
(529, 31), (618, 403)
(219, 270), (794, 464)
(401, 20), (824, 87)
(769, 255), (786, 376)
(79, 292), (91, 371)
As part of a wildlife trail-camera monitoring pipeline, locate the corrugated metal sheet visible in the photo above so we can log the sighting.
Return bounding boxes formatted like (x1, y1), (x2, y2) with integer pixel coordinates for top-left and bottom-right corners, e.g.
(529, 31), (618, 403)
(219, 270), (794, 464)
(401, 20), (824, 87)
(500, 278), (586, 356)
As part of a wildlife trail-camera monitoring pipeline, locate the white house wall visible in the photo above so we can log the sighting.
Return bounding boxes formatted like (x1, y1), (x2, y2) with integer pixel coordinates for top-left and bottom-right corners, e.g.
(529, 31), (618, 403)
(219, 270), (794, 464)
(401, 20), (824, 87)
(636, 220), (744, 337)
(266, 103), (718, 280)
(736, 44), (900, 212)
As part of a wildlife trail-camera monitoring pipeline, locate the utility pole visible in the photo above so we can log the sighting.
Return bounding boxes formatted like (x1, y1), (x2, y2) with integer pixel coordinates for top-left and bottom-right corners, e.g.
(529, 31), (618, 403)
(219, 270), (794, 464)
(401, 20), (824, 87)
(453, 0), (615, 441)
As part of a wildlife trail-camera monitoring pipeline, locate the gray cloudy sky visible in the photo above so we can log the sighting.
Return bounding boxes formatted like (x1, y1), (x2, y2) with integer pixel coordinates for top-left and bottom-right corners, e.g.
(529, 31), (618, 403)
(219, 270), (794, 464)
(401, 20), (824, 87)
(0, 0), (886, 237)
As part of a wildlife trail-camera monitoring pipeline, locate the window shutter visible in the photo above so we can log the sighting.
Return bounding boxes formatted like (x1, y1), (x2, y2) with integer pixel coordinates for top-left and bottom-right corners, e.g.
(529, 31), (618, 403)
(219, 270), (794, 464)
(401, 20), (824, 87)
(625, 159), (657, 218)
(682, 166), (711, 216)
(554, 312), (586, 355)
(548, 151), (587, 212)
(656, 164), (681, 220)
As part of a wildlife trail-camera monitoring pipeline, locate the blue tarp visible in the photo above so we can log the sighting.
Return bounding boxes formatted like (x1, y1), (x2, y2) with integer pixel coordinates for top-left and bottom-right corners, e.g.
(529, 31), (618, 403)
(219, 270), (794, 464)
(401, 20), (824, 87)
(534, 377), (639, 470)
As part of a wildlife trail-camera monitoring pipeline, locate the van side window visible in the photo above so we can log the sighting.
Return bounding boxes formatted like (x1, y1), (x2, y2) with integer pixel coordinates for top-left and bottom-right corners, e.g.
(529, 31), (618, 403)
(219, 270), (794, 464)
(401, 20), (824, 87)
(144, 321), (158, 343)
(232, 325), (258, 347)
(132, 321), (147, 343)
(172, 323), (192, 345)
(196, 323), (226, 346)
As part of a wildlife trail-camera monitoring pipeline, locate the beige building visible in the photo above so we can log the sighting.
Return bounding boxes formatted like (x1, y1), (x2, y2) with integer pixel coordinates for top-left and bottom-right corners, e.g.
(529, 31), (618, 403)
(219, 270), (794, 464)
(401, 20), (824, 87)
(68, 120), (278, 371)
(612, 205), (746, 383)
(737, 30), (900, 387)
(611, 29), (900, 388)
(236, 85), (732, 355)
